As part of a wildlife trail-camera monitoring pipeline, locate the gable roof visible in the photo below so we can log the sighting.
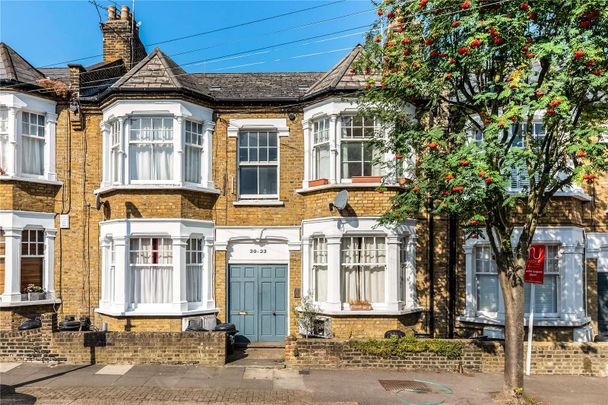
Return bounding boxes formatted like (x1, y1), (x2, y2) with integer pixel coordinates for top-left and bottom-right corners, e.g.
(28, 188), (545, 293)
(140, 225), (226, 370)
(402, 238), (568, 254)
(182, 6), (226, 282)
(0, 42), (45, 85)
(304, 45), (367, 98)
(112, 48), (203, 96)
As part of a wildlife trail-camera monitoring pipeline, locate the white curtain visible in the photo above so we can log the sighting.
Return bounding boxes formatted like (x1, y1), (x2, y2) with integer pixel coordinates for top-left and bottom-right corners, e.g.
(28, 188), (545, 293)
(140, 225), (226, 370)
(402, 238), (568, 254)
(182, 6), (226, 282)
(341, 236), (385, 304)
(313, 265), (328, 302)
(185, 145), (201, 183)
(186, 265), (202, 302)
(22, 136), (44, 175)
(525, 275), (558, 314)
(131, 266), (173, 304)
(0, 134), (7, 171)
(477, 274), (498, 312)
(129, 118), (173, 181)
(314, 144), (330, 179)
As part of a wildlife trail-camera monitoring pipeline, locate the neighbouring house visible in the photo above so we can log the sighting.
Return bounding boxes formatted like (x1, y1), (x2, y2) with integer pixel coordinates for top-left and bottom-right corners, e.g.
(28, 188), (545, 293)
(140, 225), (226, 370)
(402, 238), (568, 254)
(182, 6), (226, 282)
(0, 5), (607, 343)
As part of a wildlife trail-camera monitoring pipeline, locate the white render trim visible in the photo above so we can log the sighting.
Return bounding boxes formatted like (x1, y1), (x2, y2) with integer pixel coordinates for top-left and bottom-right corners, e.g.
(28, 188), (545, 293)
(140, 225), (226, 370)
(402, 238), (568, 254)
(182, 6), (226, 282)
(227, 118), (289, 138)
(94, 184), (220, 195)
(457, 315), (592, 328)
(95, 307), (219, 317)
(233, 200), (285, 207)
(0, 176), (63, 186)
(296, 182), (404, 194)
(214, 226), (301, 252)
(0, 298), (62, 308)
(296, 307), (424, 316)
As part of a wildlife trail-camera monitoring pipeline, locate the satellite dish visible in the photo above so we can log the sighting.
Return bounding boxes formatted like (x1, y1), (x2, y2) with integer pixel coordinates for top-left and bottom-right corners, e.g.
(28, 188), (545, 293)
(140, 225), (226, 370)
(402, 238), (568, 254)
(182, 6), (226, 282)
(330, 190), (349, 211)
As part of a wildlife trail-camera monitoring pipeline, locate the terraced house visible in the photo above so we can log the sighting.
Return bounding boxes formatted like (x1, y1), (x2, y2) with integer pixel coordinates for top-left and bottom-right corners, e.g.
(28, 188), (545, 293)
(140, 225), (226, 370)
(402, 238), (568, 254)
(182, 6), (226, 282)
(1, 5), (607, 344)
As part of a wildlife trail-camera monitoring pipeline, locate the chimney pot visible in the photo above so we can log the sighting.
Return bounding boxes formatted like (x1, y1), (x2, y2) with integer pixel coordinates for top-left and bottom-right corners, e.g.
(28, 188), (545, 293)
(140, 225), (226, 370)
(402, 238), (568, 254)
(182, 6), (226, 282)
(121, 5), (130, 21)
(107, 5), (116, 20)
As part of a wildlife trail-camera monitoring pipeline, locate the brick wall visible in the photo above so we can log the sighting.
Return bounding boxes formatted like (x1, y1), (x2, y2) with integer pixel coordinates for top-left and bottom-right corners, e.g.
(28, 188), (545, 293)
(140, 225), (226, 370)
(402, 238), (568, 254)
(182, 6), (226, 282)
(0, 313), (226, 366)
(328, 314), (422, 340)
(284, 337), (608, 377)
(0, 181), (59, 212)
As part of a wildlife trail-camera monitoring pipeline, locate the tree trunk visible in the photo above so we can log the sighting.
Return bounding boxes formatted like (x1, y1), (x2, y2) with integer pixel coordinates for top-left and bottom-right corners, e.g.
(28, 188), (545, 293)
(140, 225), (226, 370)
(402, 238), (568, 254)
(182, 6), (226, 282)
(498, 258), (526, 395)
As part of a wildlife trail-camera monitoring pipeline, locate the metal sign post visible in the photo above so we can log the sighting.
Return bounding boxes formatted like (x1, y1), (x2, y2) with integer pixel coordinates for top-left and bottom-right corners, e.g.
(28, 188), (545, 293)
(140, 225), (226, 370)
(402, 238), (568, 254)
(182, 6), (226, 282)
(524, 245), (545, 377)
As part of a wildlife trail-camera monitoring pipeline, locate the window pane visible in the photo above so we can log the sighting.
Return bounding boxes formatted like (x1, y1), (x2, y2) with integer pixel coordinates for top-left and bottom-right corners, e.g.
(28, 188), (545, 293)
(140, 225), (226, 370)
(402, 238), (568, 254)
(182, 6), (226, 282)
(477, 275), (498, 312)
(21, 136), (44, 175)
(342, 142), (362, 162)
(185, 145), (201, 183)
(258, 166), (277, 195)
(239, 166), (258, 195)
(268, 146), (278, 161)
(314, 144), (330, 179)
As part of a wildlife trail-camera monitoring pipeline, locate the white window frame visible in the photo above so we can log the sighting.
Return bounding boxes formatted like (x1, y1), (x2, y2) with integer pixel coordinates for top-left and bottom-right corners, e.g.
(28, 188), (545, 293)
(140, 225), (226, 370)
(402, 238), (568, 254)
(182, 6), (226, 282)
(20, 111), (46, 178)
(311, 118), (330, 180)
(129, 236), (174, 306)
(0, 107), (8, 173)
(340, 115), (382, 180)
(184, 120), (205, 185)
(237, 130), (279, 200)
(311, 236), (328, 303)
(186, 236), (204, 303)
(128, 117), (175, 184)
(340, 235), (386, 306)
(109, 120), (121, 184)
(474, 245), (499, 317)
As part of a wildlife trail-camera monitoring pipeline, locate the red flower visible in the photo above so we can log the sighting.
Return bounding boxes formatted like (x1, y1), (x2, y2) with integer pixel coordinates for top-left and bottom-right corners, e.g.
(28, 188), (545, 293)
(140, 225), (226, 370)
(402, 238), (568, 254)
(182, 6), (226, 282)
(485, 177), (493, 184)
(470, 220), (480, 225)
(507, 76), (515, 82)
(401, 38), (411, 45)
(364, 68), (371, 75)
(460, 0), (470, 9)
(376, 188), (384, 193)
(546, 109), (556, 115)
(548, 99), (561, 107)
(425, 38), (434, 46)
(442, 191), (450, 196)
(403, 50), (410, 56)
(524, 52), (536, 59)
(395, 154), (403, 159)
(478, 171), (486, 177)
(519, 2), (529, 11)
(470, 39), (482, 48)
(528, 12), (537, 20)
(576, 150), (587, 158)
(586, 60), (595, 67)
(458, 46), (470, 55)
(493, 37), (505, 45)
(440, 52), (447, 58)
(451, 20), (461, 28)
(375, 36), (382, 43)
(521, 45), (529, 52)
(459, 160), (470, 166)
(445, 174), (454, 180)
(449, 58), (456, 64)
(593, 69), (606, 76)
(387, 11), (394, 19)
(452, 186), (464, 192)
(574, 50), (585, 60)
(428, 142), (439, 149)
(579, 20), (591, 28)
(535, 90), (544, 97)
(418, 0), (428, 9)
(412, 186), (421, 193)
(385, 41), (395, 47)
(430, 50), (438, 58)
(377, 9), (384, 16)
(445, 73), (453, 79)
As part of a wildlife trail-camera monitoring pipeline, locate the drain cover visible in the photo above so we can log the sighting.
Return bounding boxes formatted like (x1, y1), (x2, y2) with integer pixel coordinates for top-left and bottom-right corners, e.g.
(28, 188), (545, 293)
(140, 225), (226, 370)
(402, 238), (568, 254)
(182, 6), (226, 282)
(379, 380), (432, 394)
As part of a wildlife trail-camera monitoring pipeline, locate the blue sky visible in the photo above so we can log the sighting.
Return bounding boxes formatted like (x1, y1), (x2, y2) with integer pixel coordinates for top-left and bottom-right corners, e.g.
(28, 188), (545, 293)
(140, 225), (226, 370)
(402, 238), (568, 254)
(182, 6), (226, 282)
(0, 0), (376, 72)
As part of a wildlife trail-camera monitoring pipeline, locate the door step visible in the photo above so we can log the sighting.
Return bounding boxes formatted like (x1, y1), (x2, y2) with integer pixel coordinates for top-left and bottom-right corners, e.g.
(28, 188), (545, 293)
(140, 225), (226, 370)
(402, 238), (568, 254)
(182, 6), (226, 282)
(236, 342), (285, 349)
(225, 358), (286, 369)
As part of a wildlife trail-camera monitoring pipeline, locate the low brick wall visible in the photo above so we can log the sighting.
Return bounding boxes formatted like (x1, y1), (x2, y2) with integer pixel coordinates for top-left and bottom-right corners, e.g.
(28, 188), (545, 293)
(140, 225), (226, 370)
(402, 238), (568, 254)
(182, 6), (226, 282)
(285, 337), (608, 377)
(0, 313), (226, 366)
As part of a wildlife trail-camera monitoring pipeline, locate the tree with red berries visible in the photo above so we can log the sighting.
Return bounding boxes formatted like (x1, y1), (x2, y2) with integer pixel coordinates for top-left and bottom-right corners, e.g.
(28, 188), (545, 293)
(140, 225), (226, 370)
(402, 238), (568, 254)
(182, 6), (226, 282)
(357, 0), (608, 396)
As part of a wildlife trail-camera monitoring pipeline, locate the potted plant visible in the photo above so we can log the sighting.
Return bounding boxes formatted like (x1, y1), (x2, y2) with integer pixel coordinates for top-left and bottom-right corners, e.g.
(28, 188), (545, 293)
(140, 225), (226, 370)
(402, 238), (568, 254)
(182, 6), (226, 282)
(0, 168), (6, 176)
(308, 178), (329, 187)
(352, 176), (383, 183)
(24, 284), (46, 301)
(349, 299), (372, 311)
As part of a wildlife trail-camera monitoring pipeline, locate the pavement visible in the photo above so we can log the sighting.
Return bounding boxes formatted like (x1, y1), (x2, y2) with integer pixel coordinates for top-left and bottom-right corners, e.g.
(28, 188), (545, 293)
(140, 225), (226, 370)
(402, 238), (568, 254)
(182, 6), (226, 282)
(0, 361), (607, 404)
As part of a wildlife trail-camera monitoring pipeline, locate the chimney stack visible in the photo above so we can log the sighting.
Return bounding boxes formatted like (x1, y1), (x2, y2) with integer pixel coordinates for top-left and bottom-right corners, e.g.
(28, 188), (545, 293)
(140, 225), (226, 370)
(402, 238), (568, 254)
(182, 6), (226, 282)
(101, 4), (146, 69)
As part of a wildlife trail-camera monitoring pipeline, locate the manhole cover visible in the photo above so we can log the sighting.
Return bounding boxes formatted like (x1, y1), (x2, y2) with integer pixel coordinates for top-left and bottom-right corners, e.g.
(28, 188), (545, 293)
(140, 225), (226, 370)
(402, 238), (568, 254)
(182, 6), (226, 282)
(379, 380), (432, 394)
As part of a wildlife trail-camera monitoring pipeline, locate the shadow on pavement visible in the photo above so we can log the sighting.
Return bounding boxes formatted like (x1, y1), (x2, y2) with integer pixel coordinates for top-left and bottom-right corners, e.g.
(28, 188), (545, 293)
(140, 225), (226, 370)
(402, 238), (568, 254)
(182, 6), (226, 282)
(0, 384), (37, 404)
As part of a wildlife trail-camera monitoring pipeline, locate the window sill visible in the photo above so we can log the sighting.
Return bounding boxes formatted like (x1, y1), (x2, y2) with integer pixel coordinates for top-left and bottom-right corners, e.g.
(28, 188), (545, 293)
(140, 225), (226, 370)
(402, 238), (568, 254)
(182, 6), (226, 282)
(507, 189), (592, 202)
(94, 183), (221, 195)
(296, 182), (403, 194)
(95, 307), (219, 317)
(0, 298), (62, 308)
(297, 306), (423, 317)
(0, 175), (62, 187)
(233, 200), (284, 207)
(457, 315), (591, 327)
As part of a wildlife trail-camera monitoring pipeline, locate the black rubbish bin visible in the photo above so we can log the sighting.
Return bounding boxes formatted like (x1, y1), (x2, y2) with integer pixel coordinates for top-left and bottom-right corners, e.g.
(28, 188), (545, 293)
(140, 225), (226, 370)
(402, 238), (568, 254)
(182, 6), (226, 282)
(214, 323), (238, 355)
(384, 329), (406, 339)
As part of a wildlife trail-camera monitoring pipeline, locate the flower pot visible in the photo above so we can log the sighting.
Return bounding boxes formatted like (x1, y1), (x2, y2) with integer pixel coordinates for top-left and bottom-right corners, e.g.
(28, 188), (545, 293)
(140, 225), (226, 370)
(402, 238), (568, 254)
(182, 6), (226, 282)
(352, 176), (382, 184)
(349, 302), (373, 311)
(27, 292), (46, 301)
(308, 178), (329, 187)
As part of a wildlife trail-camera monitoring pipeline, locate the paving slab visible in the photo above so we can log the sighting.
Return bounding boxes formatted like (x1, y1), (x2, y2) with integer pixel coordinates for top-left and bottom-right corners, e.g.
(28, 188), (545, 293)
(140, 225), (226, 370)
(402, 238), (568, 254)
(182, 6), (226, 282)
(243, 367), (274, 380)
(0, 362), (22, 373)
(96, 364), (133, 375)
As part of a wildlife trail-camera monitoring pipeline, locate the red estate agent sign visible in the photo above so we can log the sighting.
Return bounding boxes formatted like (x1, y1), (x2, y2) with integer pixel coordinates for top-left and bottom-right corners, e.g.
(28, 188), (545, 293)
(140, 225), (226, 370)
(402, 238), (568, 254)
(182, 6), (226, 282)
(525, 244), (545, 284)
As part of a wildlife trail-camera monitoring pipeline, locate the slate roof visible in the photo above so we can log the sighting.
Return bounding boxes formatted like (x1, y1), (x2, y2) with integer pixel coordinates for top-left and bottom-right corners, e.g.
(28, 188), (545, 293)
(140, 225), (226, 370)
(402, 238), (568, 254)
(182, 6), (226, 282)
(0, 42), (45, 85)
(190, 72), (324, 101)
(304, 45), (368, 98)
(38, 67), (70, 84)
(112, 48), (203, 96)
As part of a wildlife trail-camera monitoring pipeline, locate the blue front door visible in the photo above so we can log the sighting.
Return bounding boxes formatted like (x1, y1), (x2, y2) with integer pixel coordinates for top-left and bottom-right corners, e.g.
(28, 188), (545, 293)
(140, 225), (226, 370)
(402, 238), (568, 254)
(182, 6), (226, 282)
(229, 264), (288, 342)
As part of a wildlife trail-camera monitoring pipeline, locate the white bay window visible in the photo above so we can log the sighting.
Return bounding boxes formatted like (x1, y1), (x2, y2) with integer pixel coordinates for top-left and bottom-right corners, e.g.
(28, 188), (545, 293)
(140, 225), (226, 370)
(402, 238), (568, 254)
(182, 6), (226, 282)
(302, 217), (419, 314)
(98, 219), (216, 317)
(99, 100), (215, 191)
(0, 93), (57, 182)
